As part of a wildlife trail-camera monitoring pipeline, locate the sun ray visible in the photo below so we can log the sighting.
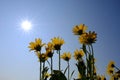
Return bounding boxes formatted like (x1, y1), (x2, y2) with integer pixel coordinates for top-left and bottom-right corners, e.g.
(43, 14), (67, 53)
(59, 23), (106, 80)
(21, 20), (32, 31)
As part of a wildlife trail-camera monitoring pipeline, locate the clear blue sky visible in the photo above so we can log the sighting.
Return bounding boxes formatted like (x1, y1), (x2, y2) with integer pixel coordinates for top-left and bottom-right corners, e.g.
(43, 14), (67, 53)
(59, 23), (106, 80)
(0, 0), (120, 80)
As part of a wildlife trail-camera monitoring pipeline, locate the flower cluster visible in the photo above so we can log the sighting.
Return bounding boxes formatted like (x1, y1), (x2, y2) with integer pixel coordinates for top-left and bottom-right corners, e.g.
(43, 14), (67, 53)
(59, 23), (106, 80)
(72, 24), (98, 80)
(107, 61), (120, 80)
(28, 23), (119, 80)
(28, 37), (65, 80)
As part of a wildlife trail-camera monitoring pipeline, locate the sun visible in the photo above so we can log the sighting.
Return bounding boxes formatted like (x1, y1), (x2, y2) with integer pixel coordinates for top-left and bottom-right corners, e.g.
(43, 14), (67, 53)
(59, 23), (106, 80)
(21, 20), (32, 31)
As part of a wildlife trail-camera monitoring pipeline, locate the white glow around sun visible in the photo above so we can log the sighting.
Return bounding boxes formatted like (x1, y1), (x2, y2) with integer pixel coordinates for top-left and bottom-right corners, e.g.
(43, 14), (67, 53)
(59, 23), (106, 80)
(21, 20), (32, 31)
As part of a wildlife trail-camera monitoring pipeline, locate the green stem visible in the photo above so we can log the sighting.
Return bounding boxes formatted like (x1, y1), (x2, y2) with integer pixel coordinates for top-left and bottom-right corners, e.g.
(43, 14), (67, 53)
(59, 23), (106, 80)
(91, 44), (95, 79)
(87, 45), (92, 79)
(40, 61), (41, 80)
(58, 50), (61, 70)
(90, 44), (94, 57)
(39, 51), (42, 80)
(51, 57), (53, 74)
(84, 45), (88, 77)
(42, 62), (45, 80)
(88, 45), (91, 54)
(68, 61), (70, 80)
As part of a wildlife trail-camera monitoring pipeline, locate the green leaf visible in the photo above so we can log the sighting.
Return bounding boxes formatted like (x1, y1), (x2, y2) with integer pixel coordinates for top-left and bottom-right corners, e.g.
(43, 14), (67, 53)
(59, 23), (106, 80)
(49, 70), (67, 80)
(64, 66), (68, 74)
(70, 70), (75, 80)
(42, 67), (49, 74)
(47, 60), (50, 66)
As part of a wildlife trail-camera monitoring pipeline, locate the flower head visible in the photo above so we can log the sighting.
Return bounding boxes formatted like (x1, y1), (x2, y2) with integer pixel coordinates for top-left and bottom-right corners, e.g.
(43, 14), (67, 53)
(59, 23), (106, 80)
(108, 61), (115, 68)
(110, 74), (119, 80)
(101, 75), (106, 80)
(116, 71), (120, 77)
(45, 42), (54, 50)
(106, 61), (115, 76)
(28, 38), (45, 52)
(44, 72), (50, 79)
(74, 49), (84, 60)
(72, 24), (87, 35)
(36, 52), (48, 62)
(97, 75), (106, 80)
(107, 68), (114, 76)
(51, 37), (65, 50)
(97, 74), (101, 80)
(45, 42), (54, 57)
(46, 49), (53, 58)
(79, 31), (97, 44)
(61, 52), (71, 61)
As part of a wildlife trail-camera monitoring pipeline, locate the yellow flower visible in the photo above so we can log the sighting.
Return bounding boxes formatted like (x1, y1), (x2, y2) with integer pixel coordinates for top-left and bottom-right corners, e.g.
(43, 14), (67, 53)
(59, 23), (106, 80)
(46, 49), (53, 58)
(110, 74), (119, 80)
(97, 75), (106, 80)
(74, 49), (84, 60)
(45, 42), (54, 57)
(79, 31), (97, 44)
(106, 61), (115, 76)
(108, 61), (115, 68)
(36, 52), (48, 62)
(117, 72), (120, 78)
(107, 68), (114, 76)
(101, 75), (106, 80)
(61, 52), (71, 61)
(28, 42), (36, 51)
(72, 24), (87, 35)
(97, 74), (101, 80)
(44, 72), (50, 78)
(114, 72), (120, 79)
(51, 37), (65, 50)
(28, 38), (45, 52)
(45, 42), (54, 50)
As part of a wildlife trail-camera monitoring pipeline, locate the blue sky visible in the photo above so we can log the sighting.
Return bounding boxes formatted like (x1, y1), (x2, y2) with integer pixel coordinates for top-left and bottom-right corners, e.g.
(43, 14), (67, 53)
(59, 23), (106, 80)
(0, 0), (120, 80)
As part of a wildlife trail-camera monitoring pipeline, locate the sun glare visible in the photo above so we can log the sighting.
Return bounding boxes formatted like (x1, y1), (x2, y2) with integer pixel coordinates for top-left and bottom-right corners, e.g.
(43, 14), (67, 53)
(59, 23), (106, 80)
(21, 20), (32, 31)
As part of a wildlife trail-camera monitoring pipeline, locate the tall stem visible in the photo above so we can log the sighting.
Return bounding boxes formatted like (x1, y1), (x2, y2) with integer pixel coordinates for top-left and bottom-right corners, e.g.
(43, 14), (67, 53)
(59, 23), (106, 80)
(42, 62), (45, 80)
(40, 61), (41, 80)
(90, 44), (94, 57)
(91, 44), (95, 79)
(68, 61), (70, 80)
(84, 45), (88, 77)
(58, 50), (61, 70)
(39, 51), (42, 80)
(51, 57), (53, 74)
(88, 45), (91, 54)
